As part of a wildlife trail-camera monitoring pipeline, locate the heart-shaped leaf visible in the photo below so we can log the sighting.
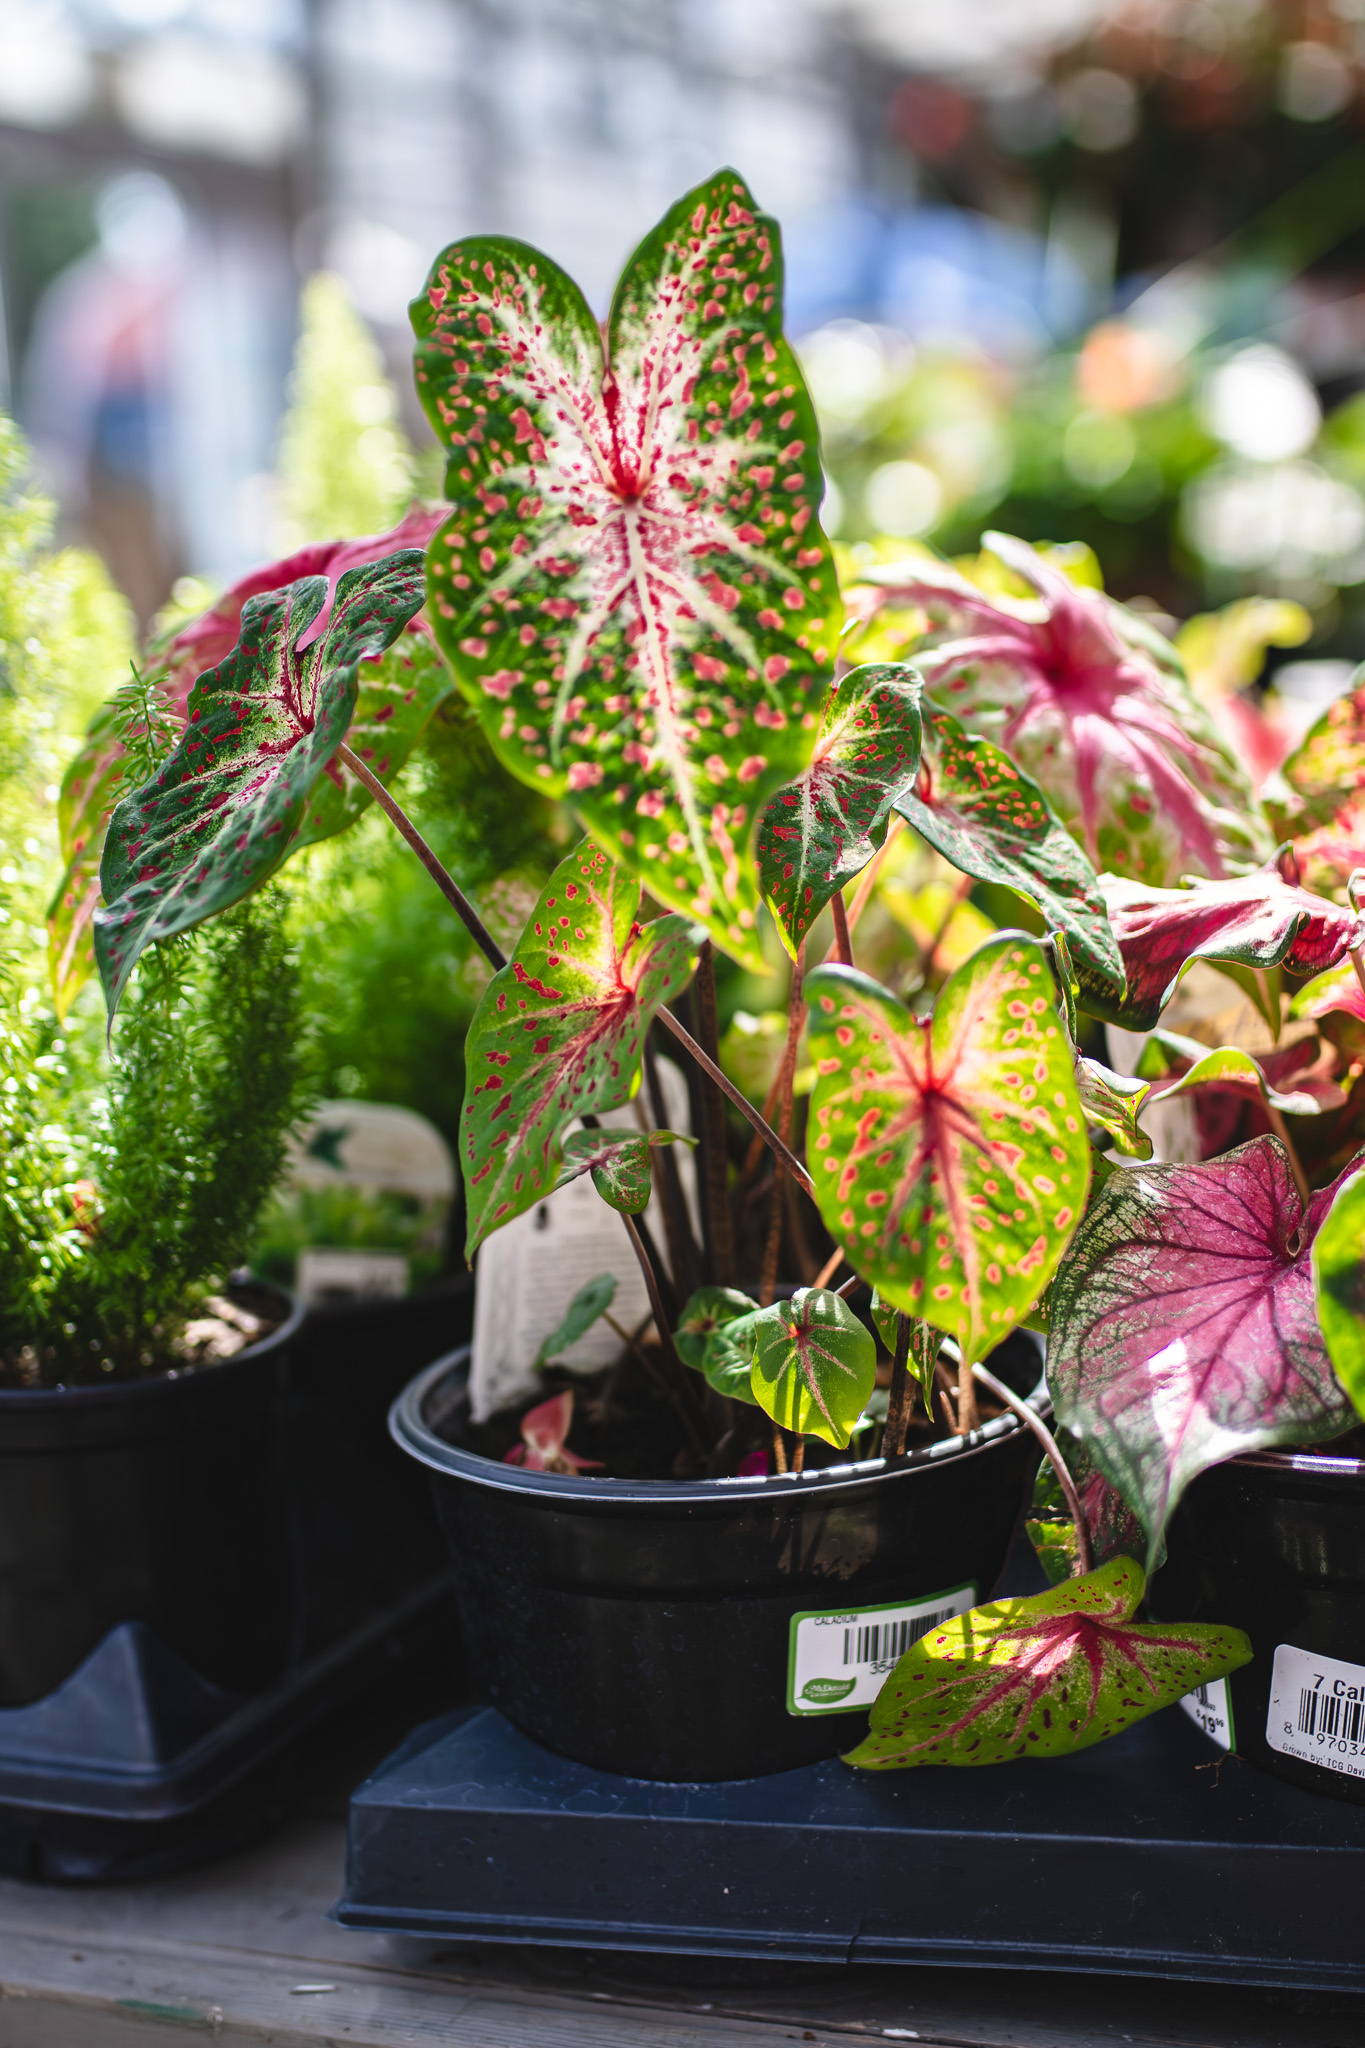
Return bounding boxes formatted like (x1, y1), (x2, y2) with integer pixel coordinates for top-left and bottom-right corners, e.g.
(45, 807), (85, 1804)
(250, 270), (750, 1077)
(843, 1557), (1252, 1768)
(95, 553), (428, 1017)
(1075, 1056), (1152, 1159)
(895, 702), (1124, 1004)
(1048, 1136), (1358, 1565)
(504, 1390), (604, 1472)
(848, 531), (1272, 887)
(1313, 1165), (1365, 1422)
(412, 167), (841, 970)
(675, 1285), (758, 1368)
(554, 1126), (695, 1214)
(755, 663), (922, 957)
(805, 938), (1091, 1366)
(749, 1286), (876, 1446)
(535, 1273), (617, 1367)
(1137, 1031), (1325, 1118)
(1095, 853), (1365, 1031)
(700, 1306), (763, 1404)
(461, 840), (699, 1253)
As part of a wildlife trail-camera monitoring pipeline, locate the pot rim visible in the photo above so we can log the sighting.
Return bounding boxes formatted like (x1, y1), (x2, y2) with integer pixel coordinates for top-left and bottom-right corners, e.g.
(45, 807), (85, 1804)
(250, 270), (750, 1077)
(389, 1343), (1049, 1505)
(0, 1285), (302, 1409)
(1235, 1447), (1365, 1479)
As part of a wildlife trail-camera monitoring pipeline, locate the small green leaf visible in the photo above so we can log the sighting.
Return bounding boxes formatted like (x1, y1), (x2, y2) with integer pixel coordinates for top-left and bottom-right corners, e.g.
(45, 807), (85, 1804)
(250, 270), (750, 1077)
(842, 1557), (1252, 1769)
(675, 1285), (758, 1369)
(1137, 1030), (1323, 1117)
(1075, 1055), (1152, 1159)
(755, 663), (922, 958)
(749, 1286), (876, 1447)
(555, 1126), (694, 1214)
(1314, 1165), (1365, 1421)
(535, 1273), (617, 1367)
(701, 1306), (762, 1404)
(869, 1289), (940, 1414)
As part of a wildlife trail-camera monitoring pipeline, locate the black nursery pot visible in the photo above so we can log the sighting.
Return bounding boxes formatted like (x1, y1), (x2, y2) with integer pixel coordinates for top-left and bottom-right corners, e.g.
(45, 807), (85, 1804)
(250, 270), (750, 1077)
(0, 1293), (301, 1708)
(1152, 1449), (1365, 1805)
(391, 1340), (1044, 1782)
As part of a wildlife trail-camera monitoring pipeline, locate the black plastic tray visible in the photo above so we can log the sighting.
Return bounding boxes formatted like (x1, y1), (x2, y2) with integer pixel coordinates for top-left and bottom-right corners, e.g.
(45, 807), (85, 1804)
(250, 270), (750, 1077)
(333, 1703), (1365, 1991)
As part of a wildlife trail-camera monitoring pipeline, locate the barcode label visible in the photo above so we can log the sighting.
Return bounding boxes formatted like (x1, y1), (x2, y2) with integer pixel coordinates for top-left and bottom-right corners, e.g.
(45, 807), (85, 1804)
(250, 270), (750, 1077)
(1179, 1676), (1234, 1752)
(787, 1583), (976, 1717)
(1267, 1643), (1365, 1780)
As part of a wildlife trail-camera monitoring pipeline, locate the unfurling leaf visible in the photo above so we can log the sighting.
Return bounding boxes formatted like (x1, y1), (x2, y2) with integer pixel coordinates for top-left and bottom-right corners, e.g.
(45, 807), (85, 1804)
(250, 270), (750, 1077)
(413, 167), (841, 971)
(461, 840), (699, 1254)
(1094, 853), (1365, 1031)
(896, 702), (1123, 1004)
(1313, 1166), (1365, 1422)
(749, 1286), (876, 1446)
(756, 662), (922, 957)
(675, 1284), (758, 1368)
(1075, 1056), (1151, 1159)
(504, 1390), (603, 1472)
(1048, 1137), (1358, 1566)
(94, 553), (428, 1018)
(848, 530), (1271, 888)
(870, 1290), (941, 1414)
(700, 1306), (763, 1405)
(535, 1273), (617, 1368)
(842, 1558), (1252, 1769)
(805, 938), (1091, 1367)
(555, 1126), (694, 1214)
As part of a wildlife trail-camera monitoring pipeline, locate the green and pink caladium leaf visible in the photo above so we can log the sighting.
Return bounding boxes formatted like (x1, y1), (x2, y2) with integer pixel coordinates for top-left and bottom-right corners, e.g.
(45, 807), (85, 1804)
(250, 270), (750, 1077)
(411, 167), (841, 971)
(554, 1126), (695, 1215)
(504, 1391), (604, 1472)
(1075, 1056), (1152, 1159)
(843, 1557), (1251, 1769)
(462, 839), (699, 1253)
(49, 511), (448, 1016)
(848, 531), (1271, 888)
(749, 1286), (876, 1446)
(755, 663), (922, 957)
(1313, 1165), (1365, 1422)
(1048, 1136), (1359, 1566)
(94, 553), (428, 1017)
(805, 936), (1091, 1366)
(1094, 850), (1365, 1031)
(674, 1285), (758, 1369)
(895, 702), (1124, 1006)
(1135, 1029), (1334, 1120)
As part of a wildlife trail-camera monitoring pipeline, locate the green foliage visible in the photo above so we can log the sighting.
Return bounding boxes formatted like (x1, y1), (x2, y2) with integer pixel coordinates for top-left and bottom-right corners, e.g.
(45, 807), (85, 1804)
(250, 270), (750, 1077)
(274, 273), (416, 549)
(536, 1273), (617, 1368)
(1313, 1165), (1365, 1422)
(749, 1286), (877, 1446)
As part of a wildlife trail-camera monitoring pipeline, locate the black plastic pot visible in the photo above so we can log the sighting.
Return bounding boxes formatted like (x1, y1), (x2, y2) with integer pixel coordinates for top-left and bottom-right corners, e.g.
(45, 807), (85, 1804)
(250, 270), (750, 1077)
(1152, 1448), (1365, 1805)
(0, 1292), (302, 1708)
(390, 1337), (1045, 1782)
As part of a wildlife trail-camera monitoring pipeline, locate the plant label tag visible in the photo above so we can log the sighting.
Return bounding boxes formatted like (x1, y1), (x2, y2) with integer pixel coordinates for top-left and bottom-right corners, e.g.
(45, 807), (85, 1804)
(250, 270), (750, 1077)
(786, 1584), (976, 1716)
(1179, 1676), (1234, 1752)
(1266, 1642), (1365, 1780)
(296, 1249), (409, 1303)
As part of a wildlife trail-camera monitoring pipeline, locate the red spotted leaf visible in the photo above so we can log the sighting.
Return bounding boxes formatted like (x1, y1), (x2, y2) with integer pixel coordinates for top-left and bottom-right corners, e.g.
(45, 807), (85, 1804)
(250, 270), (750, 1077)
(1095, 852), (1365, 1031)
(850, 531), (1271, 888)
(805, 937), (1091, 1367)
(555, 1126), (694, 1215)
(755, 662), (922, 957)
(896, 702), (1123, 1004)
(46, 697), (135, 1019)
(411, 167), (841, 971)
(94, 552), (427, 1016)
(461, 840), (699, 1253)
(843, 1558), (1251, 1768)
(749, 1286), (877, 1446)
(1048, 1136), (1358, 1564)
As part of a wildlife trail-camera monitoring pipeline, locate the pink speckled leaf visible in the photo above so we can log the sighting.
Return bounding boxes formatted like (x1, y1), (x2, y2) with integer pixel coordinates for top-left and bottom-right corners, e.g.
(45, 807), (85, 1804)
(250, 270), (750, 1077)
(412, 167), (840, 971)
(94, 552), (427, 1017)
(461, 840), (699, 1253)
(1096, 851), (1365, 1031)
(554, 1126), (694, 1216)
(1048, 1136), (1358, 1565)
(851, 531), (1270, 888)
(46, 697), (137, 1020)
(755, 662), (922, 957)
(843, 1558), (1251, 1768)
(896, 703), (1124, 1005)
(805, 937), (1091, 1367)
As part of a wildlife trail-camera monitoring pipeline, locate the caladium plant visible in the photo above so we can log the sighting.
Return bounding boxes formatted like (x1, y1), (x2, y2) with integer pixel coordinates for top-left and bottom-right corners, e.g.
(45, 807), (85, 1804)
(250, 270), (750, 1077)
(554, 1126), (695, 1215)
(412, 167), (841, 970)
(747, 1285), (876, 1447)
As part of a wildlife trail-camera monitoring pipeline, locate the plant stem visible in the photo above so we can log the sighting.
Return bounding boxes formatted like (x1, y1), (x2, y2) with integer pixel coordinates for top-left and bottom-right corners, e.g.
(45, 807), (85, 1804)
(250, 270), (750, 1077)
(1264, 1099), (1310, 1209)
(813, 1246), (845, 1289)
(971, 1362), (1092, 1577)
(618, 1211), (710, 1451)
(1350, 939), (1365, 1005)
(921, 873), (973, 983)
(337, 744), (507, 972)
(830, 892), (853, 966)
(644, 1038), (701, 1297)
(845, 815), (903, 936)
(957, 1348), (980, 1436)
(687, 943), (734, 1286)
(657, 1005), (816, 1198)
(879, 1311), (914, 1460)
(759, 941), (806, 1307)
(771, 1425), (788, 1474)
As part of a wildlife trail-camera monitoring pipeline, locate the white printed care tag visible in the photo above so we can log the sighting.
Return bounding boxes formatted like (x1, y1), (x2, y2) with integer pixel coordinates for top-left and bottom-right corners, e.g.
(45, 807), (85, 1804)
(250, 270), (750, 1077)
(1267, 1643), (1365, 1780)
(1179, 1676), (1235, 1752)
(787, 1584), (976, 1716)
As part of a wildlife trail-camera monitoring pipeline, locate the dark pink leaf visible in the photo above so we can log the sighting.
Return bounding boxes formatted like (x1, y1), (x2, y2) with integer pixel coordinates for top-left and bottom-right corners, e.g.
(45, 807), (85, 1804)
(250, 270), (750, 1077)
(1048, 1136), (1358, 1564)
(503, 1391), (603, 1472)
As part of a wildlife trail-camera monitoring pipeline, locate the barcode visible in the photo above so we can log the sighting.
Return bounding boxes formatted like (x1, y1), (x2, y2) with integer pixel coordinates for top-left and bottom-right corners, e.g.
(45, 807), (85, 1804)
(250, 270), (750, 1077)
(843, 1607), (956, 1667)
(1298, 1689), (1365, 1742)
